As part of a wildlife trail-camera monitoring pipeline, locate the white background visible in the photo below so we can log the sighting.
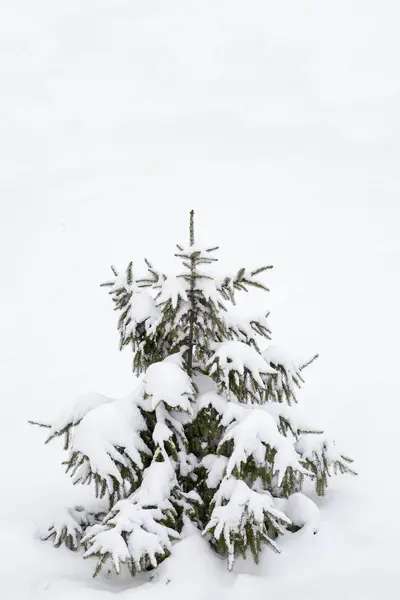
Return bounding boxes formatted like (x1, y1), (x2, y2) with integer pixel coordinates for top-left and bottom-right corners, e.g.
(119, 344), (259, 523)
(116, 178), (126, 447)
(1, 1), (399, 598)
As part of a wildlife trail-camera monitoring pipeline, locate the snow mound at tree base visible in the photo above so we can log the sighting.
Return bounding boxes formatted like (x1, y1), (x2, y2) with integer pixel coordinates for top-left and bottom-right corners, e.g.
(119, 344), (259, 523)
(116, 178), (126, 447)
(31, 520), (400, 600)
(33, 527), (230, 600)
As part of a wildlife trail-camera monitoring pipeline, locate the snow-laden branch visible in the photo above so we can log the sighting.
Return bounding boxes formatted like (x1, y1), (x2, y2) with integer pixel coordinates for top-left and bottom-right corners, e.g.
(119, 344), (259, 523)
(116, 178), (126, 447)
(208, 341), (276, 402)
(83, 460), (180, 576)
(295, 435), (357, 496)
(204, 477), (290, 570)
(219, 409), (309, 486)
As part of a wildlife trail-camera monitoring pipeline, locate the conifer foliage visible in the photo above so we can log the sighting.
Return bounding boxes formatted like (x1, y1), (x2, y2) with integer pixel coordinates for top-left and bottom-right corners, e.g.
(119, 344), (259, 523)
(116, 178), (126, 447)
(31, 211), (355, 577)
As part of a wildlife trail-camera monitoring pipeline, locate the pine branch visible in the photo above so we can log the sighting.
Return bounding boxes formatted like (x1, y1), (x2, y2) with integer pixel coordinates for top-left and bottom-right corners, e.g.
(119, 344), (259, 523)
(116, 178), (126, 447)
(300, 353), (319, 371)
(28, 420), (51, 429)
(250, 265), (273, 276)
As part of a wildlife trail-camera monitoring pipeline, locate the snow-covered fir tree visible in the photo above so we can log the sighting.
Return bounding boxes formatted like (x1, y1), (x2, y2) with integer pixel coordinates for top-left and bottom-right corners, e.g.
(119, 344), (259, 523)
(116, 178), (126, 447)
(31, 211), (356, 576)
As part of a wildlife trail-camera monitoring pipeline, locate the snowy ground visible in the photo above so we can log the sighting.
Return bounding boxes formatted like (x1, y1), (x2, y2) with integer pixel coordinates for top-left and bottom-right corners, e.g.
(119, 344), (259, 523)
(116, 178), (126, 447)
(1, 1), (400, 598)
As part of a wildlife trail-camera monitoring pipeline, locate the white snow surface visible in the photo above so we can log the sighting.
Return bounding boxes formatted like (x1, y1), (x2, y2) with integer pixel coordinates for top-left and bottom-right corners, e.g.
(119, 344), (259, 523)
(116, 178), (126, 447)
(2, 0), (400, 598)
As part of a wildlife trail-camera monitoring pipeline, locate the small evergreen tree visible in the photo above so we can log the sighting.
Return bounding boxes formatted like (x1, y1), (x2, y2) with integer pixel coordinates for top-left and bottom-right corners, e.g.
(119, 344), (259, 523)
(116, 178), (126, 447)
(31, 211), (355, 576)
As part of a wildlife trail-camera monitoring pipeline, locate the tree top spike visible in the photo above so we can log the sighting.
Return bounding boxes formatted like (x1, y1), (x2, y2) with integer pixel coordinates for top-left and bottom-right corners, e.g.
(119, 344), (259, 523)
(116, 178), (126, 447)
(189, 210), (195, 247)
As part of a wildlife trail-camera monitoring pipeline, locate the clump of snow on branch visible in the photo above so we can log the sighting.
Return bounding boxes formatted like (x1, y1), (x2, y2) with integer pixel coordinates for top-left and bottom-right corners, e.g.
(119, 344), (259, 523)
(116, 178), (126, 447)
(201, 454), (229, 489)
(275, 492), (320, 534)
(196, 276), (225, 308)
(131, 459), (177, 507)
(144, 358), (194, 412)
(262, 401), (319, 437)
(157, 275), (188, 308)
(197, 390), (229, 416)
(263, 345), (301, 372)
(262, 345), (305, 404)
(127, 290), (160, 333)
(49, 392), (114, 437)
(223, 310), (271, 344)
(209, 340), (276, 387)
